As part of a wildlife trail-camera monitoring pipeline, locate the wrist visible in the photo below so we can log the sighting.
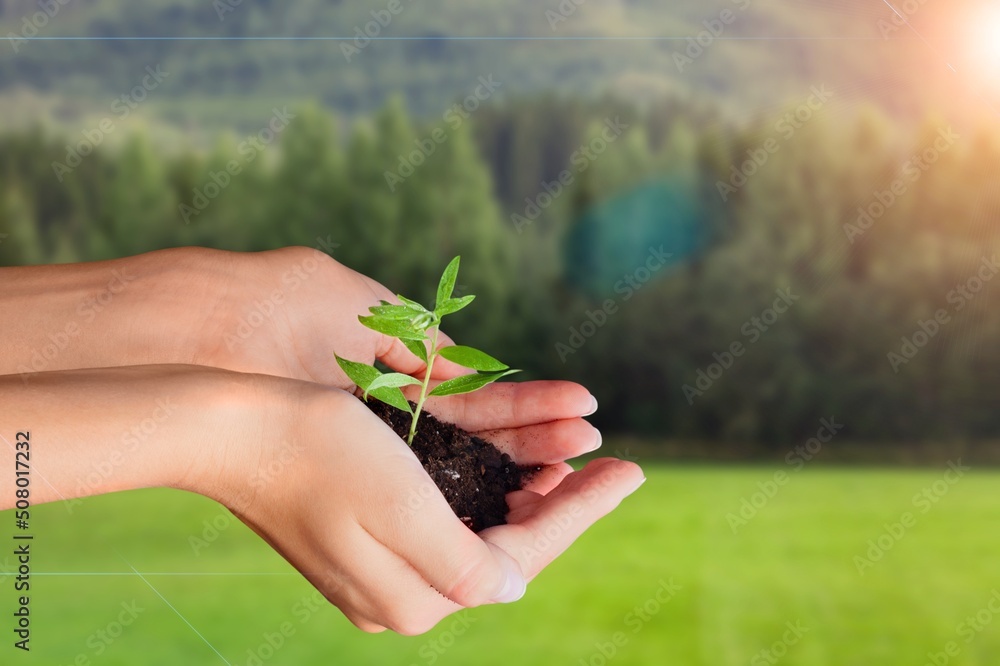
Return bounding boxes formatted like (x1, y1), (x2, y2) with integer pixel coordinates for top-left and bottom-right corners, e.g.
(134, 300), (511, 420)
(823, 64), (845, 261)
(0, 247), (241, 376)
(1, 365), (286, 508)
(126, 248), (246, 368)
(169, 368), (307, 503)
(194, 377), (361, 516)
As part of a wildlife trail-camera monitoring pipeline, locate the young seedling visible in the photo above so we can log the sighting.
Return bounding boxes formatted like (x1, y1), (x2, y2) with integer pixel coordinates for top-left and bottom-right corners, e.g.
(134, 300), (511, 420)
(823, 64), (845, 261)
(336, 256), (519, 446)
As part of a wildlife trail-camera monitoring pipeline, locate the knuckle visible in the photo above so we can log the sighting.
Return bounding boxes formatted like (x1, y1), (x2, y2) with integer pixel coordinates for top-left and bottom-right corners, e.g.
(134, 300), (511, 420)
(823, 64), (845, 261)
(444, 557), (497, 608)
(347, 614), (387, 634)
(387, 611), (438, 637)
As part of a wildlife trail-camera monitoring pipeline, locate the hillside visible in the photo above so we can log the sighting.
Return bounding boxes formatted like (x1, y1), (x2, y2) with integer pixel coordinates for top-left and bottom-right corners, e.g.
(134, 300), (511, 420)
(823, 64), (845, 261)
(0, 0), (991, 131)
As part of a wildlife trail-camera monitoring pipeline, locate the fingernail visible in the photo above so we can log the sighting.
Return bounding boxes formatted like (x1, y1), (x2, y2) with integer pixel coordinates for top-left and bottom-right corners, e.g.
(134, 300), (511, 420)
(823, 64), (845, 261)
(494, 568), (527, 604)
(584, 395), (599, 416)
(589, 429), (603, 452)
(627, 477), (648, 495)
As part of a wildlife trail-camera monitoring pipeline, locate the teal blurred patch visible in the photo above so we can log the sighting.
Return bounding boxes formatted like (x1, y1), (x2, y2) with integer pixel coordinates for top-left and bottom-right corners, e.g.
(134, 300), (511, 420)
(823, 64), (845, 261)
(563, 179), (707, 297)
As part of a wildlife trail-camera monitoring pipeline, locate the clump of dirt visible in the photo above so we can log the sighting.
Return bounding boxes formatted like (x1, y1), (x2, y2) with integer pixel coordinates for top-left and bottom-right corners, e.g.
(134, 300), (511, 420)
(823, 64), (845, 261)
(365, 400), (536, 532)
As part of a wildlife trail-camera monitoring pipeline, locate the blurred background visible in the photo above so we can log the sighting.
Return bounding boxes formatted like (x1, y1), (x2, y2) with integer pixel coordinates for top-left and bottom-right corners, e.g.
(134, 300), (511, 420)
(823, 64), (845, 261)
(2, 0), (1000, 664)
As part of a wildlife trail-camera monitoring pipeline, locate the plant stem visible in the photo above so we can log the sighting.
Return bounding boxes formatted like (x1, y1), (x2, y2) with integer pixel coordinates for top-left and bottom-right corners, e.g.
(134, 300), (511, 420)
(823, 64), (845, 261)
(407, 326), (440, 445)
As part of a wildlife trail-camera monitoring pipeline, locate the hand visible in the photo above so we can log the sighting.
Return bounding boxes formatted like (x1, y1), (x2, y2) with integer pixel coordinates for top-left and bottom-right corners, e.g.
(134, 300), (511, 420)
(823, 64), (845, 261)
(193, 246), (471, 388)
(0, 246), (464, 387)
(3, 364), (641, 637)
(221, 379), (644, 635)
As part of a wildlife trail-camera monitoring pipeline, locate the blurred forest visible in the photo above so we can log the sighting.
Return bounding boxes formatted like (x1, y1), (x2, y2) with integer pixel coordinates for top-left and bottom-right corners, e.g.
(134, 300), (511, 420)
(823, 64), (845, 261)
(2, 94), (999, 450)
(0, 0), (989, 128)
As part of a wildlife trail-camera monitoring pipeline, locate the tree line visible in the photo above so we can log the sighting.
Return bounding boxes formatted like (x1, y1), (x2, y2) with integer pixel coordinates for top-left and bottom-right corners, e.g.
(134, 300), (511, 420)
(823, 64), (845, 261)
(2, 95), (999, 451)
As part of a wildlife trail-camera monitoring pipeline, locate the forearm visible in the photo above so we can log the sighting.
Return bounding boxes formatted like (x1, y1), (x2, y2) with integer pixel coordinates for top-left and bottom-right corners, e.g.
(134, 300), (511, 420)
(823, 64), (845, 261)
(0, 365), (285, 509)
(0, 248), (242, 378)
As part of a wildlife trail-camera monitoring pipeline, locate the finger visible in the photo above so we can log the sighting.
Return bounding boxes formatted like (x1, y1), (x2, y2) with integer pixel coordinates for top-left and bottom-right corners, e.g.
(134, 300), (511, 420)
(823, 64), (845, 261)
(352, 411), (528, 609)
(341, 527), (463, 636)
(361, 457), (528, 608)
(288, 528), (392, 635)
(505, 489), (543, 514)
(480, 458), (645, 582)
(413, 381), (599, 432)
(478, 418), (602, 465)
(348, 618), (388, 634)
(520, 462), (574, 496)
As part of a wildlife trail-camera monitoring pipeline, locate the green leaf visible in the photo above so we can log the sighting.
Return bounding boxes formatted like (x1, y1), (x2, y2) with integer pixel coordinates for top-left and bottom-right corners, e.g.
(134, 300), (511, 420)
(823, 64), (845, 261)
(435, 295), (475, 317)
(369, 302), (421, 320)
(359, 315), (427, 341)
(364, 372), (421, 399)
(396, 294), (431, 314)
(429, 369), (520, 397)
(336, 355), (380, 393)
(403, 338), (428, 363)
(436, 256), (461, 308)
(369, 387), (414, 414)
(438, 345), (509, 372)
(335, 356), (413, 413)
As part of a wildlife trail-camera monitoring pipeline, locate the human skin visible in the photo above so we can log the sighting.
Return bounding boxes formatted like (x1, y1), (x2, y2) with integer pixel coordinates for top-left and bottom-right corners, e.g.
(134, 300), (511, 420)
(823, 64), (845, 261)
(0, 248), (645, 634)
(0, 365), (644, 634)
(0, 246), (472, 384)
(0, 245), (611, 478)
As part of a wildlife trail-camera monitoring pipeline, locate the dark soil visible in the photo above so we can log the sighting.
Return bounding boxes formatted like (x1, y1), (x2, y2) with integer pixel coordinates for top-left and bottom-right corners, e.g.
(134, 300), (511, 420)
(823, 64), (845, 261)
(365, 399), (536, 532)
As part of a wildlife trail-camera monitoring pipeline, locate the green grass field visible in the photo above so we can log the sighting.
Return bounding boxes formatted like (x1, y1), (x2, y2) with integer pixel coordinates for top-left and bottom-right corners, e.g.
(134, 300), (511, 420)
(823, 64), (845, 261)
(4, 465), (1000, 665)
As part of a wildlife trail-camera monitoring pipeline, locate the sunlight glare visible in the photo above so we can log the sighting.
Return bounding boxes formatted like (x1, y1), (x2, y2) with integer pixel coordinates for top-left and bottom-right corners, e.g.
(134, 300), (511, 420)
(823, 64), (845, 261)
(972, 6), (1000, 75)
